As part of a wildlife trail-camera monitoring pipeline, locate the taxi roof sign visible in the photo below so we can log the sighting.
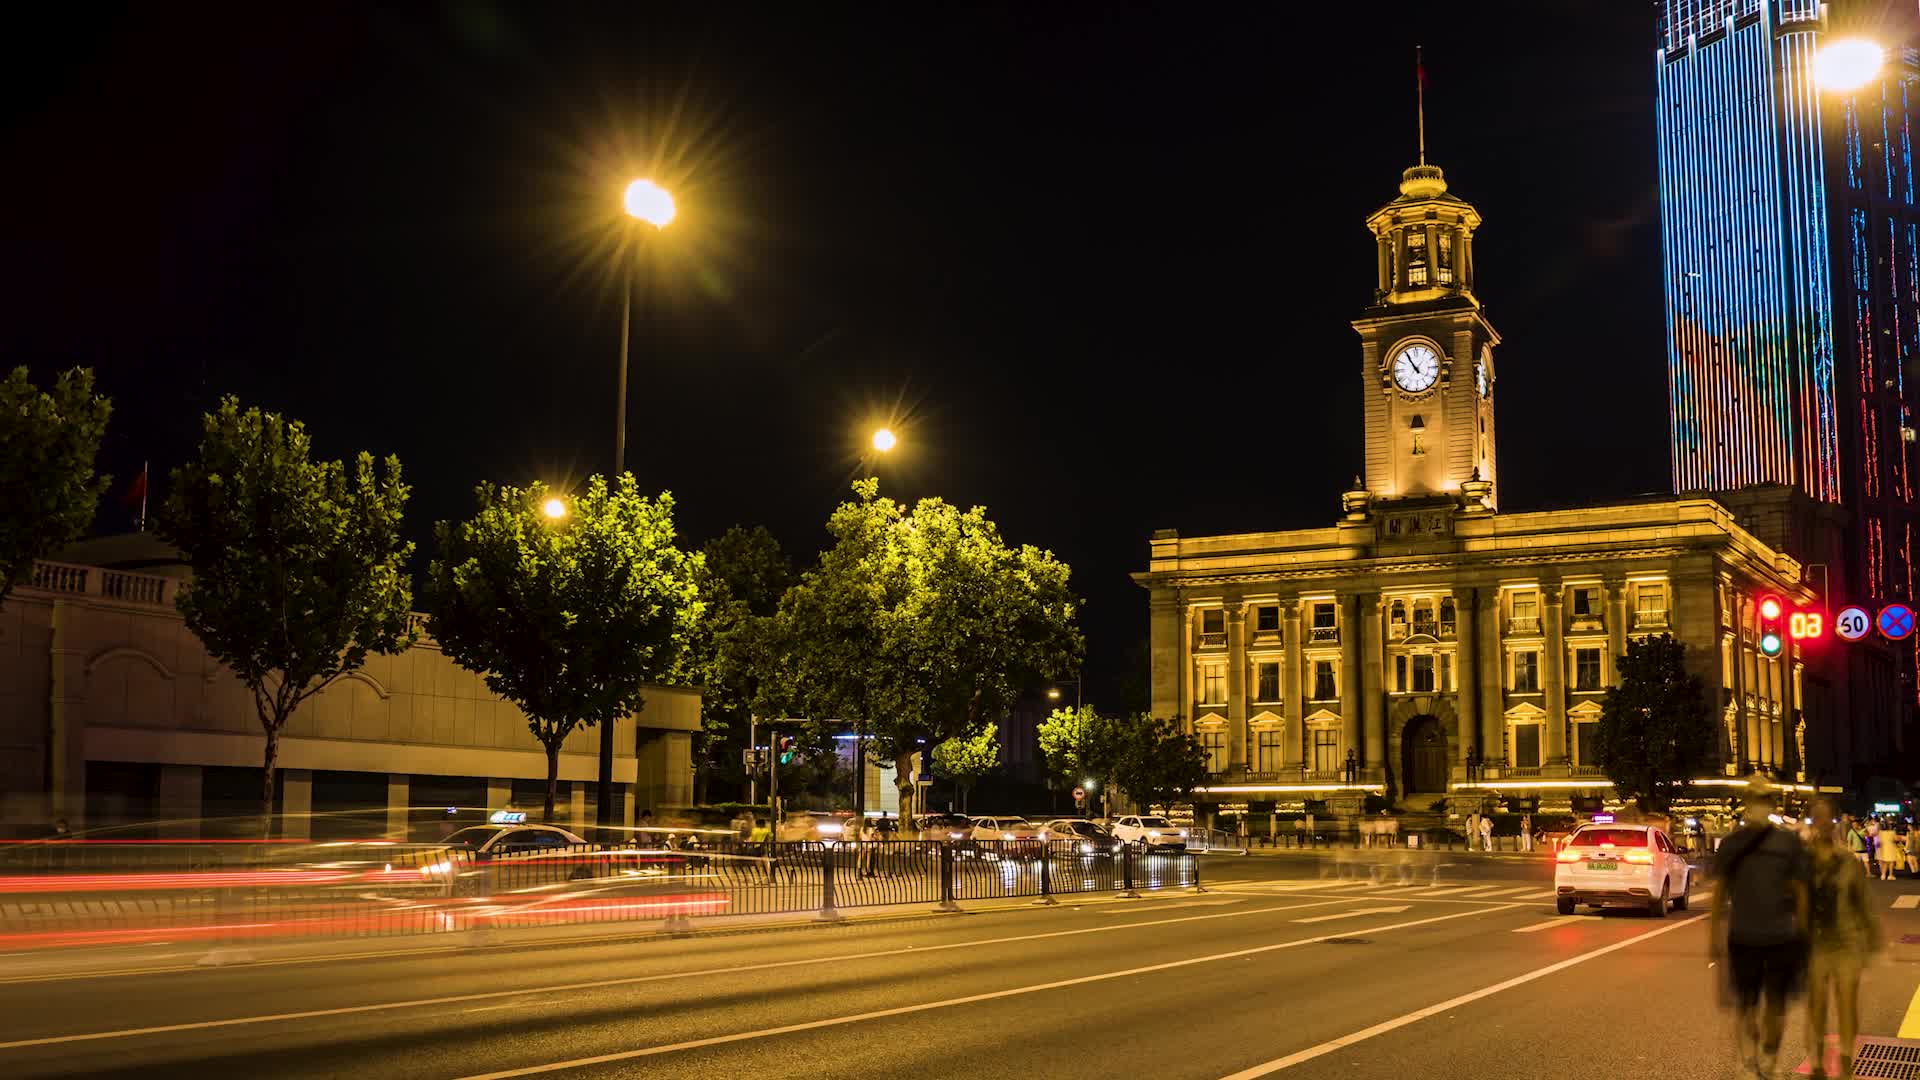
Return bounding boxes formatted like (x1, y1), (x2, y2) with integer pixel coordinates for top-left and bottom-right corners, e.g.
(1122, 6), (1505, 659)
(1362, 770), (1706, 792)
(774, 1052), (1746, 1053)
(488, 810), (527, 824)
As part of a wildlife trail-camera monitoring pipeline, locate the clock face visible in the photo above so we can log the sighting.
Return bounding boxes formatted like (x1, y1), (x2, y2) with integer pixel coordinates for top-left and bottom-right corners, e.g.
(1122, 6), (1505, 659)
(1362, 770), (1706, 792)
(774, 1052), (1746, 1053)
(1474, 361), (1488, 398)
(1391, 344), (1440, 394)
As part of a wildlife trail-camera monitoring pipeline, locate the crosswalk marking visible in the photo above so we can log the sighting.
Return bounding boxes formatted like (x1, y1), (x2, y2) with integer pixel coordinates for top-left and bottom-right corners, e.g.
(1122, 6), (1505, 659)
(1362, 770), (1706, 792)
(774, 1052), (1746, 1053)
(1892, 895), (1919, 910)
(1511, 890), (1560, 900)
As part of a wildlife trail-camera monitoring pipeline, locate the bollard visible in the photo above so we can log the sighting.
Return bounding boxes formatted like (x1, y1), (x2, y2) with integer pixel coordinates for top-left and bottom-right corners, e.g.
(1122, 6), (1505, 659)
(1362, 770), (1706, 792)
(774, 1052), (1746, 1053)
(818, 844), (843, 922)
(1033, 841), (1058, 905)
(932, 840), (961, 913)
(1121, 843), (1141, 898)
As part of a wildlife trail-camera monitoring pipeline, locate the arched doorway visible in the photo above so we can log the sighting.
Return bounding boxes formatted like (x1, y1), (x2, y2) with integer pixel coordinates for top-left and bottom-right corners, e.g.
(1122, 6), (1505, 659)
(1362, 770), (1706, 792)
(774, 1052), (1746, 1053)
(1402, 716), (1448, 795)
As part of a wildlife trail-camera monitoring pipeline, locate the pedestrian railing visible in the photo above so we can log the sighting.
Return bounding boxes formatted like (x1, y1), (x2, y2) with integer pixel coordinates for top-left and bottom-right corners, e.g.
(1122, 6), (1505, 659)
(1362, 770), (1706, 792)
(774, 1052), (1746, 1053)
(0, 838), (1199, 953)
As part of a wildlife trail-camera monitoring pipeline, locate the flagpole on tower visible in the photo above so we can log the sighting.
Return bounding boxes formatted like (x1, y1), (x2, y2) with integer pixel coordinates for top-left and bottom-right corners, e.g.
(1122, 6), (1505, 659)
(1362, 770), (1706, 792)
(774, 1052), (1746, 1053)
(1416, 45), (1426, 166)
(138, 461), (148, 532)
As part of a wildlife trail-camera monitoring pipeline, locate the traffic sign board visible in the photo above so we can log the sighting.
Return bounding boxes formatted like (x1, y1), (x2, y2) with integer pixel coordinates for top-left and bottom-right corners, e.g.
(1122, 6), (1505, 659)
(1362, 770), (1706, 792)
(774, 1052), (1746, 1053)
(743, 747), (768, 769)
(1072, 787), (1086, 801)
(1835, 606), (1872, 642)
(1879, 603), (1915, 641)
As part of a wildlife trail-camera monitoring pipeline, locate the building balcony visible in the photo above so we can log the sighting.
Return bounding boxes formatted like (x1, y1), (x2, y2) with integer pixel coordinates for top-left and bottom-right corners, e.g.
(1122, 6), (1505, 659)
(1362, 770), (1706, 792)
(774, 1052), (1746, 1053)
(1634, 609), (1670, 630)
(1389, 619), (1457, 642)
(1507, 617), (1541, 635)
(1196, 632), (1228, 649)
(1308, 626), (1340, 644)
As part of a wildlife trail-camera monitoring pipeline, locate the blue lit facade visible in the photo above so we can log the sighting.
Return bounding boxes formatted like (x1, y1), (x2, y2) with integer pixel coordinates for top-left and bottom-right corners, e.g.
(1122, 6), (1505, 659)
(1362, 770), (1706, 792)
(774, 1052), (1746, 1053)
(1657, 0), (1920, 783)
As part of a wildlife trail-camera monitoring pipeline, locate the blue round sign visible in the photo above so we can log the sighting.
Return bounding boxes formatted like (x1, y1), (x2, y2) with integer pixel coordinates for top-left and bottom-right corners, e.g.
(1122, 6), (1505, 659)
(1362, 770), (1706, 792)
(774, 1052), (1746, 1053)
(1878, 603), (1915, 642)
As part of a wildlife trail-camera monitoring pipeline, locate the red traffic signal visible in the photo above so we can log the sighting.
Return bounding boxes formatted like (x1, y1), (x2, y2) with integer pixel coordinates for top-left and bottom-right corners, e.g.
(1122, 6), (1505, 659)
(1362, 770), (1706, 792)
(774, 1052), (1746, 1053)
(1757, 595), (1785, 657)
(1758, 595), (1783, 621)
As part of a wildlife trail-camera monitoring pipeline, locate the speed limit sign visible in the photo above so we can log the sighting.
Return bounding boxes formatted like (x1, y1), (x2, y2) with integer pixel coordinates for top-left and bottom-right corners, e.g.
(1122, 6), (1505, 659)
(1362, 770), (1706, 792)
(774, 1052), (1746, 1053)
(1072, 787), (1086, 802)
(1834, 605), (1872, 642)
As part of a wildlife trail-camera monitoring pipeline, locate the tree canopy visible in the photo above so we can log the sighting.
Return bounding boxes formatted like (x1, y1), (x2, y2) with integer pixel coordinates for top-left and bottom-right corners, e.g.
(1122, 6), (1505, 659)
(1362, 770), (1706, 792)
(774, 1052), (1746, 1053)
(930, 720), (1000, 811)
(1037, 705), (1128, 807)
(158, 398), (414, 822)
(768, 480), (1081, 823)
(0, 366), (111, 607)
(425, 475), (702, 822)
(1113, 715), (1210, 813)
(1595, 634), (1716, 812)
(690, 525), (793, 802)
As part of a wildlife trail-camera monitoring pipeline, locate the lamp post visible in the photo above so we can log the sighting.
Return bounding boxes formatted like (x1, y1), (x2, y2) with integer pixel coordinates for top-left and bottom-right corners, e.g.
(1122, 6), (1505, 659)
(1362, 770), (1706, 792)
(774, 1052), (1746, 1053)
(599, 178), (675, 834)
(1810, 37), (1884, 93)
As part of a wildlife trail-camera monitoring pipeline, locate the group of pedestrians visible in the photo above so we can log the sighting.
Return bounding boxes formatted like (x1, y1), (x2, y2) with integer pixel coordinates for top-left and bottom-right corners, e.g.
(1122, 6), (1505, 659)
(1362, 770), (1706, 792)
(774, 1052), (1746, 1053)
(1842, 815), (1917, 881)
(1463, 810), (1494, 851)
(1713, 785), (1886, 1080)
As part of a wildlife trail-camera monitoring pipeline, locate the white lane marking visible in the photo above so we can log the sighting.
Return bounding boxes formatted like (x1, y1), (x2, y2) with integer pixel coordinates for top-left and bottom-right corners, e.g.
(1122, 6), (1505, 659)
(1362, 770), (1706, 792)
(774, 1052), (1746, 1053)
(0, 896), (1357, 1051)
(1511, 916), (1593, 934)
(1444, 886), (1515, 897)
(1216, 910), (1707, 1077)
(451, 905), (1513, 1080)
(1293, 906), (1412, 923)
(1893, 895), (1920, 910)
(1511, 891), (1559, 901)
(1099, 900), (1241, 914)
(1413, 886), (1482, 896)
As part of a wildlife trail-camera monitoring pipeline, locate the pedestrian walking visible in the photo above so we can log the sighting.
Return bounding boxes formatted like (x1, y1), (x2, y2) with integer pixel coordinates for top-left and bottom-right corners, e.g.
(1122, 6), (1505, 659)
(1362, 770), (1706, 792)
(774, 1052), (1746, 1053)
(1804, 799), (1883, 1080)
(1865, 819), (1882, 878)
(1878, 825), (1902, 882)
(1710, 782), (1811, 1080)
(856, 815), (878, 877)
(1464, 811), (1480, 851)
(1479, 814), (1494, 853)
(1845, 817), (1869, 869)
(1520, 813), (1533, 853)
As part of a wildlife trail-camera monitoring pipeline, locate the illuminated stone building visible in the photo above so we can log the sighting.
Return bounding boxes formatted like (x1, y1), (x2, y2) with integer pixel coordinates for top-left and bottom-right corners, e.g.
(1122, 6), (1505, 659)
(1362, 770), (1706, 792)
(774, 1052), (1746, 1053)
(1134, 157), (1830, 815)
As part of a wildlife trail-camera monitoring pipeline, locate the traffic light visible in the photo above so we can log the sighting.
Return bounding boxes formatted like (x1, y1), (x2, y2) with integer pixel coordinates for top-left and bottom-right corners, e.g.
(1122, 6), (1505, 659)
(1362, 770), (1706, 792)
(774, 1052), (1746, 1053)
(776, 735), (796, 766)
(1757, 594), (1784, 657)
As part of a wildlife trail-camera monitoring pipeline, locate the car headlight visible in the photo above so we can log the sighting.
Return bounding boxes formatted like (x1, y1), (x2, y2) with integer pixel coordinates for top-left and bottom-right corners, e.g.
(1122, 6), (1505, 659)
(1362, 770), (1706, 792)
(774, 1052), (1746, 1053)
(1147, 830), (1160, 838)
(420, 860), (451, 877)
(949, 832), (964, 839)
(1178, 830), (1189, 838)
(1002, 833), (1015, 841)
(1078, 843), (1092, 855)
(816, 822), (843, 834)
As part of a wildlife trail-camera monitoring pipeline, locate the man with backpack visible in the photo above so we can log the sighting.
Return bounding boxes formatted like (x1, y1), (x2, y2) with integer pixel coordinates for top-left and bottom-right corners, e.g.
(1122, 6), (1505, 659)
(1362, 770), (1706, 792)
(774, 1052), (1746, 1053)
(1710, 782), (1811, 1080)
(1803, 799), (1883, 1080)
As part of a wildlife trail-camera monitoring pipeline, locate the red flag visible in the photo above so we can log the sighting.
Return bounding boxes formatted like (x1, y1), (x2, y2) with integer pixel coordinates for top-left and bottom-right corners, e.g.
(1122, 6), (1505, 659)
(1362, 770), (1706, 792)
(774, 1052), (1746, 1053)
(120, 464), (147, 510)
(1417, 51), (1427, 89)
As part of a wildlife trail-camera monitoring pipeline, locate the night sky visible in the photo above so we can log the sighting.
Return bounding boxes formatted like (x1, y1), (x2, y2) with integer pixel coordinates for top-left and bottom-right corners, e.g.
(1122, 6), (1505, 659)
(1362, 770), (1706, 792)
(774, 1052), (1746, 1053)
(2, 2), (1669, 707)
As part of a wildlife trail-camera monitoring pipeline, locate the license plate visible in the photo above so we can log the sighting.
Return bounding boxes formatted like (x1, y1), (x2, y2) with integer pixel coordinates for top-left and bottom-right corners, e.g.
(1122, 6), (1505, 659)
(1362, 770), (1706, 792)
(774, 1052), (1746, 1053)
(1586, 861), (1616, 871)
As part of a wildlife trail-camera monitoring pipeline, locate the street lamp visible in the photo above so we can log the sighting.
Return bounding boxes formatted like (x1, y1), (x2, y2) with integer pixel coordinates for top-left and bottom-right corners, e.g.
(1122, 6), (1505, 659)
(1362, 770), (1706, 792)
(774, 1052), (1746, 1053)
(541, 497), (568, 521)
(871, 427), (897, 453)
(601, 176), (675, 834)
(1812, 37), (1884, 93)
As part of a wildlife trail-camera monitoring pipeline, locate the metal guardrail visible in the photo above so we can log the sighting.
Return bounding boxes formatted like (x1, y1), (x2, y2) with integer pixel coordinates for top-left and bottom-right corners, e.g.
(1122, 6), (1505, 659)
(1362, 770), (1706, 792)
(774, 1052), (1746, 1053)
(0, 839), (1200, 951)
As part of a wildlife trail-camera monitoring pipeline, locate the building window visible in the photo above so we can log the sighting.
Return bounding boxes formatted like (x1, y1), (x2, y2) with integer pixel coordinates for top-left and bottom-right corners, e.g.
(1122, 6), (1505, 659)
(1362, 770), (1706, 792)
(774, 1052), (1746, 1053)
(1439, 596), (1456, 633)
(1255, 728), (1283, 773)
(1201, 608), (1224, 635)
(1510, 590), (1540, 632)
(1394, 655), (1408, 693)
(1436, 231), (1454, 284)
(1570, 587), (1600, 618)
(1575, 722), (1598, 767)
(1412, 654), (1436, 693)
(1513, 724), (1542, 768)
(1513, 651), (1540, 693)
(1636, 583), (1668, 626)
(1200, 729), (1227, 774)
(1389, 599), (1407, 627)
(1255, 662), (1280, 703)
(1255, 605), (1280, 633)
(1312, 660), (1337, 701)
(1406, 229), (1429, 286)
(1312, 728), (1339, 773)
(1574, 648), (1603, 691)
(1412, 599), (1436, 636)
(1310, 603), (1338, 642)
(1200, 664), (1227, 704)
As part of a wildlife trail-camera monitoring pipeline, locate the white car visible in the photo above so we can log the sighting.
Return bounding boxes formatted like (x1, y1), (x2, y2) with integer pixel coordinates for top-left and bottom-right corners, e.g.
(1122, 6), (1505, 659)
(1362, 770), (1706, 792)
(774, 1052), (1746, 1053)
(1554, 823), (1693, 916)
(969, 816), (1046, 842)
(1042, 818), (1123, 856)
(440, 821), (586, 857)
(1109, 814), (1188, 852)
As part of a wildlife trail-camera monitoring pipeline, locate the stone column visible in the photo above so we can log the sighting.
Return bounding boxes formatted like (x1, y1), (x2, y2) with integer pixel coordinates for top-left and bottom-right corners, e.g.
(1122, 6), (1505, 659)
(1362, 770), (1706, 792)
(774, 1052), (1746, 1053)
(1340, 595), (1362, 767)
(1377, 235), (1391, 294)
(1728, 588), (1752, 771)
(1453, 587), (1478, 775)
(1281, 599), (1304, 770)
(386, 773), (410, 842)
(1361, 595), (1386, 775)
(1462, 233), (1474, 290)
(1226, 605), (1248, 769)
(281, 769), (313, 840)
(48, 599), (87, 827)
(1542, 584), (1568, 765)
(1148, 594), (1184, 722)
(1476, 589), (1503, 763)
(157, 765), (203, 839)
(1606, 577), (1628, 671)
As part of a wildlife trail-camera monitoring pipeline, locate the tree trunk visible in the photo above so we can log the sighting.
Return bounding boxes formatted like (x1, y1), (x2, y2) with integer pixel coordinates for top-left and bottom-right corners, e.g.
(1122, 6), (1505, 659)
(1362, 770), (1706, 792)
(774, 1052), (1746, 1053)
(544, 742), (560, 824)
(260, 724), (281, 840)
(693, 762), (708, 808)
(894, 749), (917, 826)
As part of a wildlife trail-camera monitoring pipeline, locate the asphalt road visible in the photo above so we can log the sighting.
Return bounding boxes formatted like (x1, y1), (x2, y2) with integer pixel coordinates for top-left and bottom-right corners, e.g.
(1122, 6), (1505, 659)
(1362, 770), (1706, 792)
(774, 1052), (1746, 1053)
(3, 852), (1919, 1079)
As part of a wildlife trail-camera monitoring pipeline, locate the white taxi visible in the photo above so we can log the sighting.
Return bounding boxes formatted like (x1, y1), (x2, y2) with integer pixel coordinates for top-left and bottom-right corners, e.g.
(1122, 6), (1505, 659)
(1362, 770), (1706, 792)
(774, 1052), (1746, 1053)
(1553, 823), (1693, 917)
(1108, 814), (1188, 853)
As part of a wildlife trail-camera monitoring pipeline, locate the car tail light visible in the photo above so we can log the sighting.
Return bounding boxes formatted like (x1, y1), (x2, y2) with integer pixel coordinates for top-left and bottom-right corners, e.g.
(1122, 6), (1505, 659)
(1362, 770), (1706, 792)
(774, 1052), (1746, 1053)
(1556, 848), (1582, 863)
(1625, 851), (1654, 864)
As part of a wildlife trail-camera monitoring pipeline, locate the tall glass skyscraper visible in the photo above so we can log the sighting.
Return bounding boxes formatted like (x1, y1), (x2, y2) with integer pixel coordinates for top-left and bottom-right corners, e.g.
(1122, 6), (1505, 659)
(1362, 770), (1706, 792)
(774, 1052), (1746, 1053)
(1657, 0), (1919, 780)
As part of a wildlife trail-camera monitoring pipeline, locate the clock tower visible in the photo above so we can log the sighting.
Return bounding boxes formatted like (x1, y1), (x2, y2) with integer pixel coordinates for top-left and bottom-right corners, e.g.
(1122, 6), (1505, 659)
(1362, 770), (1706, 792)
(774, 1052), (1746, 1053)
(1353, 160), (1500, 509)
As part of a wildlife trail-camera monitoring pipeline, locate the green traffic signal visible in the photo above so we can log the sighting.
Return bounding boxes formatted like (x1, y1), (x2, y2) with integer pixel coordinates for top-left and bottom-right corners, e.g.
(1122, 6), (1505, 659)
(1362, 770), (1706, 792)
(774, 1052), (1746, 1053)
(1759, 630), (1783, 657)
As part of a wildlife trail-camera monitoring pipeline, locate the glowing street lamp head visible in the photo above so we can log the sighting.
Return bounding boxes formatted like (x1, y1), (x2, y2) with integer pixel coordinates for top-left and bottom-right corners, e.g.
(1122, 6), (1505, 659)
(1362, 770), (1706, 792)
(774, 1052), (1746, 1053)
(623, 179), (676, 228)
(1812, 38), (1884, 93)
(542, 497), (568, 520)
(871, 428), (897, 453)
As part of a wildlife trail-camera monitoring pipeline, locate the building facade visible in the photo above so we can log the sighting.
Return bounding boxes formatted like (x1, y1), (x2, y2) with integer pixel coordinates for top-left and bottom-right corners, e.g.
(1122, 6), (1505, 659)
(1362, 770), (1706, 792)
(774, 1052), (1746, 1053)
(1136, 156), (1832, 816)
(1656, 0), (1920, 779)
(0, 536), (700, 838)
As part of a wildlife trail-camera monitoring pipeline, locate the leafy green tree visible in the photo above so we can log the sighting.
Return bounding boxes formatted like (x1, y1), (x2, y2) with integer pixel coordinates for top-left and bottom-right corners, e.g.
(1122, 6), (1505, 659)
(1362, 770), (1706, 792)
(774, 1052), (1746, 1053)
(1596, 634), (1716, 812)
(769, 480), (1081, 824)
(931, 721), (1000, 812)
(157, 398), (413, 821)
(689, 526), (792, 804)
(0, 367), (111, 607)
(1113, 715), (1209, 813)
(1037, 705), (1128, 813)
(426, 475), (703, 823)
